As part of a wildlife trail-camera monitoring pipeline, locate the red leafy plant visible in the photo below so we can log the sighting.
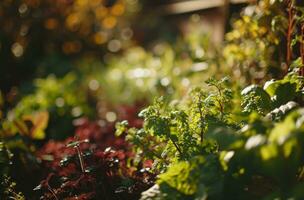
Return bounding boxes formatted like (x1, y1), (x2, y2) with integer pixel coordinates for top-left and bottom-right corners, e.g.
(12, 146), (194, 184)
(34, 105), (154, 200)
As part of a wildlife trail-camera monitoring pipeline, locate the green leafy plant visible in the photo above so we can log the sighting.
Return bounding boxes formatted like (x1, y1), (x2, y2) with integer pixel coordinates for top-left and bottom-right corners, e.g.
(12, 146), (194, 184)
(116, 77), (235, 171)
(135, 74), (304, 199)
(242, 71), (304, 115)
(112, 61), (304, 199)
(0, 175), (25, 200)
(9, 73), (93, 140)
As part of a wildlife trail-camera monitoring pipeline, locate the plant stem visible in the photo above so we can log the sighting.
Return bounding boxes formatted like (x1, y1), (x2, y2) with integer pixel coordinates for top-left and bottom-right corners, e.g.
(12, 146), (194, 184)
(197, 97), (204, 144)
(76, 146), (85, 173)
(212, 84), (225, 118)
(300, 23), (304, 76)
(286, 0), (295, 72)
(298, 166), (304, 181)
(47, 184), (58, 200)
(169, 137), (183, 155)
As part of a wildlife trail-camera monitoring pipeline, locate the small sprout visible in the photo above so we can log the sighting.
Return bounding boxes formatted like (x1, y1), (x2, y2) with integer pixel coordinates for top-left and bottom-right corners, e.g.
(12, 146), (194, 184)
(66, 139), (89, 148)
(33, 174), (58, 200)
(66, 138), (90, 173)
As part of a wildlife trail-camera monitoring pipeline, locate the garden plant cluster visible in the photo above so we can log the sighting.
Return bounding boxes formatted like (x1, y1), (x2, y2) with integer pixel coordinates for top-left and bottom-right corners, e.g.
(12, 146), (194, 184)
(2, 0), (304, 199)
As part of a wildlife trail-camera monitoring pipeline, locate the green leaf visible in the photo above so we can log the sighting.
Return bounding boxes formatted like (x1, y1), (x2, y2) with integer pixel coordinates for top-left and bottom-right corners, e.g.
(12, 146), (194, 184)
(157, 155), (223, 198)
(115, 120), (129, 136)
(22, 111), (49, 139)
(265, 101), (298, 121)
(241, 85), (272, 114)
(264, 80), (297, 107)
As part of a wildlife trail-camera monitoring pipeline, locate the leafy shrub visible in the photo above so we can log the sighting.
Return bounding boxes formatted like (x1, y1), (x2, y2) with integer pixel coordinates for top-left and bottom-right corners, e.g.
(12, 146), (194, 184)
(116, 77), (236, 171)
(119, 72), (304, 199)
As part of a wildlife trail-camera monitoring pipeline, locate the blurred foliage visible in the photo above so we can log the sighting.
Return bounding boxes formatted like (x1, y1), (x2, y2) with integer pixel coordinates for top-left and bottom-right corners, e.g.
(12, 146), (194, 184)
(92, 31), (216, 104)
(0, 0), (140, 92)
(224, 0), (304, 84)
(223, 0), (288, 83)
(0, 111), (49, 140)
(0, 28), (215, 143)
(7, 74), (93, 140)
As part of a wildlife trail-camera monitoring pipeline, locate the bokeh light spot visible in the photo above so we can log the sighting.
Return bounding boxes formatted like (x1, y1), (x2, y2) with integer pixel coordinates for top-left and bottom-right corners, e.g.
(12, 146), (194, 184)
(18, 3), (28, 14)
(11, 43), (24, 57)
(111, 3), (125, 16)
(107, 39), (121, 52)
(102, 16), (117, 29)
(89, 79), (100, 91)
(93, 32), (107, 45)
(66, 14), (80, 31)
(105, 112), (117, 122)
(44, 18), (59, 30)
